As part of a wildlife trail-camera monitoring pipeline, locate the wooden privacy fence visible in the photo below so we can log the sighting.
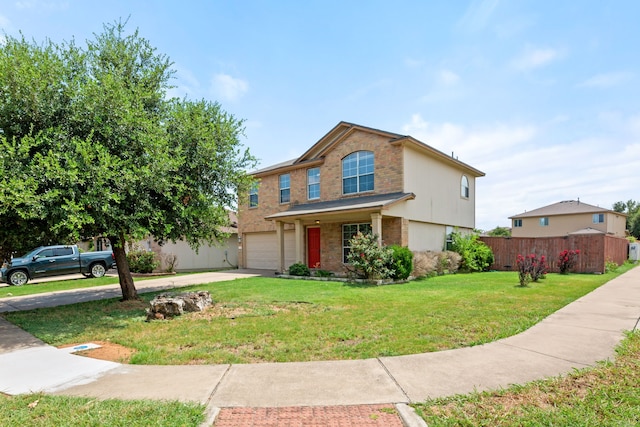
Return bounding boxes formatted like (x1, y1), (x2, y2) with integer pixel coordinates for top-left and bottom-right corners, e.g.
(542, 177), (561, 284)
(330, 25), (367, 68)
(480, 234), (629, 274)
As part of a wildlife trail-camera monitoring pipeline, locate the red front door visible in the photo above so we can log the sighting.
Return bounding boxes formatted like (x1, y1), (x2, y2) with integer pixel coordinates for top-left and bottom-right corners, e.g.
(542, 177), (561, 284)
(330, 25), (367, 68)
(307, 228), (321, 268)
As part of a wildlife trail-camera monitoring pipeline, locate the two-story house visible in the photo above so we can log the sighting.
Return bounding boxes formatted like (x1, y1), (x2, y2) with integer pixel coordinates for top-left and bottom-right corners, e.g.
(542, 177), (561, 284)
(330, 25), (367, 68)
(509, 200), (627, 238)
(238, 122), (485, 272)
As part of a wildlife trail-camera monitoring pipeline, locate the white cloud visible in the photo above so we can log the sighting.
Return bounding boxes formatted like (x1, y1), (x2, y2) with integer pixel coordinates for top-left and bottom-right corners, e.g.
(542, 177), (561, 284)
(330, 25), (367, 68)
(579, 71), (633, 88)
(439, 69), (460, 86)
(402, 113), (640, 231)
(511, 47), (562, 71)
(15, 1), (69, 10)
(404, 58), (425, 69)
(211, 73), (249, 102)
(166, 65), (201, 99)
(0, 14), (10, 28)
(457, 0), (500, 32)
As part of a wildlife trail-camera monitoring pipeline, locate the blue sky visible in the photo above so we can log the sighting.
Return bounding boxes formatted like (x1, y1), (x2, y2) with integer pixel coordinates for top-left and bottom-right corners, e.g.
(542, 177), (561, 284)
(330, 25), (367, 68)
(1, 1), (638, 231)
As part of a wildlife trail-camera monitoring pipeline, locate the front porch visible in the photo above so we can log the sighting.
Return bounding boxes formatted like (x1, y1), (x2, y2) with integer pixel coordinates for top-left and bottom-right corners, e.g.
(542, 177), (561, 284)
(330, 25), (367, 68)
(265, 192), (414, 273)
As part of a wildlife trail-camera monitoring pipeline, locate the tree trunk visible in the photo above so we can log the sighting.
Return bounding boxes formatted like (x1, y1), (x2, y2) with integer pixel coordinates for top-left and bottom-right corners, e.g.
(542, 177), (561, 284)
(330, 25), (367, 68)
(109, 233), (139, 301)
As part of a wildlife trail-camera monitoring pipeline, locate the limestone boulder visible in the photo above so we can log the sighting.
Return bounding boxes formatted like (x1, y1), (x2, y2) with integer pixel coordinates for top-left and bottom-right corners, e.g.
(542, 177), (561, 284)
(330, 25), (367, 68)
(146, 291), (212, 320)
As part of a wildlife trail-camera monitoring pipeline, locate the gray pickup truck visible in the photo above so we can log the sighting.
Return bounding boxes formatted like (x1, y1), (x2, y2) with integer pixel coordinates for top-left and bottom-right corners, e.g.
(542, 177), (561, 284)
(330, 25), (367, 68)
(1, 245), (115, 286)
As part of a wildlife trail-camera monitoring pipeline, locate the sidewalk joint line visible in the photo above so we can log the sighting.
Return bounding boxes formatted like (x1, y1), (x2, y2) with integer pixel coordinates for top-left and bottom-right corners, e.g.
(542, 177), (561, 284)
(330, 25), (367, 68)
(376, 357), (411, 403)
(497, 341), (596, 367)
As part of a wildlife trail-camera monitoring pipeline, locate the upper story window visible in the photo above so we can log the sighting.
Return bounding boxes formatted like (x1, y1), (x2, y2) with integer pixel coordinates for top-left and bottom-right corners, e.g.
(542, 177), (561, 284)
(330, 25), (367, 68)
(593, 213), (605, 223)
(279, 174), (290, 204)
(342, 151), (374, 195)
(461, 175), (469, 198)
(307, 167), (320, 200)
(539, 217), (549, 226)
(249, 183), (259, 208)
(513, 219), (523, 228)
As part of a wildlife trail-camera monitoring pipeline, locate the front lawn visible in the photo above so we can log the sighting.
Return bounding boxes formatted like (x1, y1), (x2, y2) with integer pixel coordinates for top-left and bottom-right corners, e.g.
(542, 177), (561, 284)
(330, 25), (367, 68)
(0, 276), (122, 298)
(1, 265), (635, 364)
(0, 272), (194, 298)
(0, 393), (204, 427)
(413, 331), (640, 426)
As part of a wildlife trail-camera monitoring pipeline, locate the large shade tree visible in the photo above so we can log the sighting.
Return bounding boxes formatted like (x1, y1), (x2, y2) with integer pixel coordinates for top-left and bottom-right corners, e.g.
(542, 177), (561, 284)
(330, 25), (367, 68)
(0, 22), (256, 299)
(613, 200), (640, 238)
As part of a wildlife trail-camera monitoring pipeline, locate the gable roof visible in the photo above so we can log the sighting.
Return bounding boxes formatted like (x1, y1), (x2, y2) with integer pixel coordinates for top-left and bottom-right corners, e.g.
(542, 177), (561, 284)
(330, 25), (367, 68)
(510, 200), (623, 219)
(252, 121), (485, 178)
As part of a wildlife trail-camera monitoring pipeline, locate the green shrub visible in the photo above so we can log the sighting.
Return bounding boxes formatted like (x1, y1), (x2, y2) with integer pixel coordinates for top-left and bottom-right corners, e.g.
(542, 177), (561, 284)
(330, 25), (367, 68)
(288, 262), (310, 276)
(126, 249), (160, 274)
(313, 269), (334, 277)
(388, 245), (413, 280)
(439, 251), (461, 275)
(605, 259), (619, 273)
(412, 251), (461, 278)
(346, 233), (393, 280)
(450, 231), (494, 273)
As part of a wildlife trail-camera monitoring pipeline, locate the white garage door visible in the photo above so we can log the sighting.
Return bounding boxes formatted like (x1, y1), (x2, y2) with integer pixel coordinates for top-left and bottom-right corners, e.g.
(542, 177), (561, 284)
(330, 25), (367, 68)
(245, 231), (296, 270)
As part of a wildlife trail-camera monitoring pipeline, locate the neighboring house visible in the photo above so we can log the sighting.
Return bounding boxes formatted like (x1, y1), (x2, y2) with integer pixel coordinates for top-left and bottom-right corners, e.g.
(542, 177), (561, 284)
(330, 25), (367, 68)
(79, 212), (239, 272)
(237, 121), (485, 272)
(145, 211), (239, 271)
(509, 200), (627, 238)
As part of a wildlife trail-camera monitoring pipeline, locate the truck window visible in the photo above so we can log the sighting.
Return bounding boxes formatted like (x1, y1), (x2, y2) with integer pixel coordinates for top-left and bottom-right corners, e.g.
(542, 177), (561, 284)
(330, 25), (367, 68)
(37, 249), (54, 258)
(53, 247), (74, 256)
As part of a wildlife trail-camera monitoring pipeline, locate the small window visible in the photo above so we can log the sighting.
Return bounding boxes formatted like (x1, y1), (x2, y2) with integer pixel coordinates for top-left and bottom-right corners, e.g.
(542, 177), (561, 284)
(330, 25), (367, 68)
(539, 217), (549, 226)
(249, 184), (258, 208)
(513, 219), (522, 228)
(342, 151), (374, 194)
(461, 176), (469, 198)
(37, 249), (54, 258)
(307, 167), (320, 200)
(53, 247), (73, 256)
(342, 223), (372, 263)
(279, 174), (290, 204)
(593, 213), (604, 224)
(445, 226), (454, 251)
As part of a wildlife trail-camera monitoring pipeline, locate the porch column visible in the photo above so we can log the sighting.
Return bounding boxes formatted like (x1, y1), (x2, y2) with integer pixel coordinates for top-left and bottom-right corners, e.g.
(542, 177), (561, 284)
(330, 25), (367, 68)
(371, 212), (382, 246)
(294, 219), (304, 264)
(275, 220), (285, 273)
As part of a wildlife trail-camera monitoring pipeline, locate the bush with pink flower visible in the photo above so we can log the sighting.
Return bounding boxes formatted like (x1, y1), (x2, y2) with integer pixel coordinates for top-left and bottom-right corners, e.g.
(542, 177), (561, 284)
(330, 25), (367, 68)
(558, 249), (580, 274)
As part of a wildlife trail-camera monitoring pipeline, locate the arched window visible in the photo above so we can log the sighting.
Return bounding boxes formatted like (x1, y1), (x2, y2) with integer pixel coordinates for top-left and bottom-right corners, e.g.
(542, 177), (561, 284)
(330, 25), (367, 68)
(342, 151), (374, 194)
(461, 175), (469, 198)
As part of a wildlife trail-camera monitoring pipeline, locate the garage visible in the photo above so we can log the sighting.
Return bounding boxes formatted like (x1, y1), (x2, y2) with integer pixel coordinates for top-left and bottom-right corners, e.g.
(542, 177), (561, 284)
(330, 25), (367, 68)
(244, 231), (296, 270)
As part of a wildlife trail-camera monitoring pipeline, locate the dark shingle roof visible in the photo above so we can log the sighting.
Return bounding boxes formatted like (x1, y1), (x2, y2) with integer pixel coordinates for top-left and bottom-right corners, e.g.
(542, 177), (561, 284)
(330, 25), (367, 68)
(265, 192), (415, 220)
(510, 200), (618, 219)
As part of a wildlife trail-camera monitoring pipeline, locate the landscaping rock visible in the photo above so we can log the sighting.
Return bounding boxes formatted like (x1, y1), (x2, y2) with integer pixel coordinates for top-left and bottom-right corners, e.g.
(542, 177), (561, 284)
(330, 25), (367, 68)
(146, 291), (212, 320)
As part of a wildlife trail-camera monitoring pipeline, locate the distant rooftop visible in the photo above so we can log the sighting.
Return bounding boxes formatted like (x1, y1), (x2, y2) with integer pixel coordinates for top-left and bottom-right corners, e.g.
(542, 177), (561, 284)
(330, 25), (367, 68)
(510, 200), (622, 219)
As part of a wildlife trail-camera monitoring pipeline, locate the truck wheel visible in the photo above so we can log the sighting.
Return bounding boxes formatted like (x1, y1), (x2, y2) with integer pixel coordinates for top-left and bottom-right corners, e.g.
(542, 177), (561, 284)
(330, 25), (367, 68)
(8, 270), (29, 286)
(89, 263), (107, 278)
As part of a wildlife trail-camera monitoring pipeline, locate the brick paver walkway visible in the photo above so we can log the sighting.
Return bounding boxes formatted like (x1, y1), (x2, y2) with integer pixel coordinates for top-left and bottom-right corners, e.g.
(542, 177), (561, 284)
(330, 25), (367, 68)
(213, 404), (405, 426)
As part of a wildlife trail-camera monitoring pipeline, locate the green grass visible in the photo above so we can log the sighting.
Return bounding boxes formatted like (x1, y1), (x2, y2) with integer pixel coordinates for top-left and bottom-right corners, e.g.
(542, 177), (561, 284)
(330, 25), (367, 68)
(0, 393), (204, 426)
(2, 263), (635, 364)
(0, 272), (197, 298)
(413, 331), (640, 426)
(0, 276), (122, 298)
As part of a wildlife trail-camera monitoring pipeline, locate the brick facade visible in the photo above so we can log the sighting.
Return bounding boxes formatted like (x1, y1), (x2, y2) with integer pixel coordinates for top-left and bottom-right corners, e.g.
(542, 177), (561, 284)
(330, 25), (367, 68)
(237, 122), (482, 271)
(238, 129), (404, 234)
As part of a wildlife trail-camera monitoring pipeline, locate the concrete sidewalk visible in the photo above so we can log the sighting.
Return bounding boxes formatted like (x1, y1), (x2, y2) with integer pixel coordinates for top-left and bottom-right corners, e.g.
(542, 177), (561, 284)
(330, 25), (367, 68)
(1, 267), (639, 426)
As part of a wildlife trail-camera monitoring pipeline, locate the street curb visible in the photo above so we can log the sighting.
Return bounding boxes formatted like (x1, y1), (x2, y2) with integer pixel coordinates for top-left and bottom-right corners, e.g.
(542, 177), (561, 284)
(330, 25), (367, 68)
(396, 403), (429, 427)
(200, 404), (220, 427)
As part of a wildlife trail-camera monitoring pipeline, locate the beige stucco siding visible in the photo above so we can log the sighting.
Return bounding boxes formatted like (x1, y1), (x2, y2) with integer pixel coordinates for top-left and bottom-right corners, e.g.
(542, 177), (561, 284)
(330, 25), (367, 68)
(156, 237), (237, 271)
(406, 221), (447, 251)
(402, 146), (476, 228)
(606, 212), (627, 236)
(512, 212), (627, 238)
